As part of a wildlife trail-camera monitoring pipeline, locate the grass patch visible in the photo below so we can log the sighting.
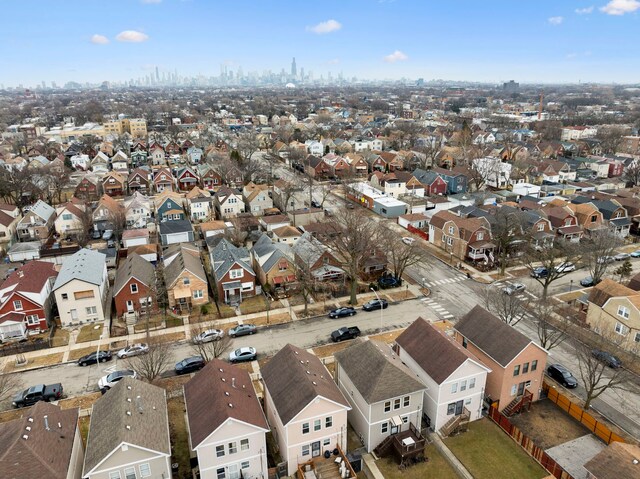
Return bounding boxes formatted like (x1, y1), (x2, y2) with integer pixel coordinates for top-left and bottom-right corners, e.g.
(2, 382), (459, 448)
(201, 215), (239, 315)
(155, 331), (186, 343)
(444, 419), (547, 479)
(3, 352), (64, 372)
(110, 339), (128, 350)
(134, 319), (164, 333)
(158, 375), (191, 394)
(368, 328), (406, 344)
(168, 397), (191, 479)
(312, 342), (352, 359)
(78, 416), (90, 449)
(251, 313), (291, 327)
(60, 392), (102, 410)
(50, 328), (70, 347)
(0, 409), (27, 423)
(217, 303), (237, 318)
(165, 316), (184, 328)
(240, 295), (283, 315)
(376, 443), (459, 479)
(75, 323), (104, 343)
(68, 346), (102, 361)
(386, 290), (416, 301)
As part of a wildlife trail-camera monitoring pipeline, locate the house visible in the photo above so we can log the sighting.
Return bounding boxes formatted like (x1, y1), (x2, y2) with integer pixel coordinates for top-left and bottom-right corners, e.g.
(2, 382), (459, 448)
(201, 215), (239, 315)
(243, 182), (273, 216)
(184, 359), (269, 479)
(111, 150), (129, 171)
(16, 199), (56, 243)
(199, 220), (228, 238)
(156, 193), (186, 222)
(52, 249), (108, 327)
(573, 197), (631, 239)
(159, 220), (194, 246)
(101, 171), (126, 197)
(210, 238), (257, 304)
(585, 279), (640, 352)
(0, 261), (58, 340)
(197, 164), (222, 191)
(127, 167), (152, 194)
(153, 167), (174, 193)
(454, 306), (548, 412)
(74, 173), (101, 201)
(187, 187), (214, 222)
(262, 344), (351, 476)
(215, 186), (245, 219)
(334, 339), (427, 453)
(410, 169), (447, 196)
(472, 157), (512, 189)
(164, 247), (208, 312)
(90, 151), (109, 174)
(176, 166), (200, 192)
(122, 229), (150, 248)
(251, 233), (297, 290)
(92, 194), (124, 236)
(112, 253), (155, 318)
(428, 210), (495, 264)
(395, 318), (490, 432)
(305, 155), (332, 178)
(82, 378), (171, 479)
(0, 401), (84, 479)
(149, 144), (166, 165)
(123, 191), (152, 229)
(344, 152), (369, 176)
(323, 154), (351, 177)
(54, 200), (87, 239)
(584, 441), (640, 479)
(567, 202), (605, 234)
(540, 205), (583, 242)
(0, 205), (20, 253)
(186, 146), (203, 164)
(70, 153), (90, 170)
(431, 167), (468, 194)
(292, 232), (344, 281)
(272, 225), (302, 244)
(130, 150), (147, 168)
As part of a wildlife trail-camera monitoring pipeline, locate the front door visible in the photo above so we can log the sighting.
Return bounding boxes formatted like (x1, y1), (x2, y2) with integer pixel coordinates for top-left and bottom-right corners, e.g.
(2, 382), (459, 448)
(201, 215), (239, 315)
(126, 300), (134, 313)
(517, 381), (526, 397)
(455, 400), (464, 416)
(311, 441), (321, 458)
(70, 309), (78, 321)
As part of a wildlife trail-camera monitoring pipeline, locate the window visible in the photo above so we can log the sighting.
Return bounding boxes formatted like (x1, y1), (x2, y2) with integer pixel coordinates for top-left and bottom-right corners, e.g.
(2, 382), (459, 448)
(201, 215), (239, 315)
(216, 468), (225, 479)
(615, 322), (629, 335)
(401, 416), (408, 424)
(460, 380), (467, 392)
(537, 223), (545, 231)
(216, 445), (225, 457)
(465, 398), (472, 405)
(86, 306), (97, 315)
(393, 398), (401, 410)
(510, 385), (517, 396)
(469, 378), (476, 389)
(617, 305), (630, 319)
(26, 315), (39, 325)
(302, 422), (310, 434)
(514, 365), (520, 376)
(451, 383), (458, 394)
(240, 438), (249, 451)
(109, 473), (121, 479)
(635, 332), (640, 343)
(183, 277), (190, 286)
(531, 360), (538, 371)
(403, 396), (410, 407)
(448, 226), (454, 234)
(124, 468), (136, 479)
(323, 438), (331, 446)
(61, 293), (68, 300)
(314, 419), (321, 431)
(193, 290), (203, 299)
(74, 290), (95, 299)
(229, 441), (237, 454)
(325, 416), (333, 428)
(302, 445), (310, 456)
(590, 215), (597, 223)
(384, 401), (391, 412)
(13, 300), (23, 311)
(241, 462), (250, 470)
(477, 232), (484, 241)
(230, 268), (244, 279)
(447, 236), (453, 246)
(62, 214), (72, 220)
(523, 362), (529, 374)
(447, 403), (456, 415)
(130, 283), (138, 294)
(381, 422), (388, 433)
(462, 337), (468, 348)
(139, 464), (151, 478)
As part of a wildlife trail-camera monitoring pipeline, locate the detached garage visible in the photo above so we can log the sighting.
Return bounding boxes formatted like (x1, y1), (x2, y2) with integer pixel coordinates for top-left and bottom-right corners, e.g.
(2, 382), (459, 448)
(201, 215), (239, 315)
(7, 241), (40, 262)
(159, 220), (194, 246)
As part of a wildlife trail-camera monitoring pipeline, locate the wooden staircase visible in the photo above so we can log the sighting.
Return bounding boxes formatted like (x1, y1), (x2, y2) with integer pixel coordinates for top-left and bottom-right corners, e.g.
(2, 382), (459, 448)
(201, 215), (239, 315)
(440, 408), (470, 437)
(373, 435), (394, 458)
(502, 390), (534, 417)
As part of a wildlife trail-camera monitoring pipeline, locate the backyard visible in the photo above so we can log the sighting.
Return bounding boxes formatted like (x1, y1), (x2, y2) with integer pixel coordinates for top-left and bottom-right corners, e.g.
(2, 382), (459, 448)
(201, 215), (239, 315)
(167, 396), (191, 479)
(444, 419), (547, 479)
(376, 444), (459, 479)
(75, 323), (104, 343)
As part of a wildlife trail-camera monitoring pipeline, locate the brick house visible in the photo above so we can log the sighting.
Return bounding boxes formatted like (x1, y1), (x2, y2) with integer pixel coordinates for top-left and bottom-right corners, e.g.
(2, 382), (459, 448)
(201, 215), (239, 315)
(74, 173), (101, 201)
(251, 233), (297, 290)
(197, 164), (223, 191)
(428, 210), (495, 264)
(292, 232), (344, 281)
(540, 205), (583, 242)
(175, 166), (200, 192)
(112, 253), (156, 318)
(210, 238), (257, 305)
(101, 170), (126, 197)
(164, 247), (209, 312)
(128, 167), (151, 194)
(153, 167), (175, 193)
(305, 155), (332, 179)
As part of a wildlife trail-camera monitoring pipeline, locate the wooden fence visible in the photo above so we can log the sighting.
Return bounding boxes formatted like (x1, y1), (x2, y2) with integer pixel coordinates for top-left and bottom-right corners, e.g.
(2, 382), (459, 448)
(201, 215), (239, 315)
(542, 382), (625, 445)
(488, 406), (574, 479)
(407, 224), (429, 241)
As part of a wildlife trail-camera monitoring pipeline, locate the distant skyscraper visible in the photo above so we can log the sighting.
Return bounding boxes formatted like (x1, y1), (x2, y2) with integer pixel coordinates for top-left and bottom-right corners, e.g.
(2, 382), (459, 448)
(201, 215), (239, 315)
(291, 57), (297, 78)
(155, 66), (160, 82)
(503, 80), (519, 92)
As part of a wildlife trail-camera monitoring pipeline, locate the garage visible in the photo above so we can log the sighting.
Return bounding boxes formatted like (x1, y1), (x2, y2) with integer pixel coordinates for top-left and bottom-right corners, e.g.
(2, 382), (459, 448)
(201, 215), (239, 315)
(7, 241), (41, 263)
(159, 220), (194, 246)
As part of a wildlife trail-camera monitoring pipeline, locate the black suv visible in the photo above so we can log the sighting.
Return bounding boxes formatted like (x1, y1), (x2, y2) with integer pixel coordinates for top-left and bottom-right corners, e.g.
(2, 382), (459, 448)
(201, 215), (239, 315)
(363, 299), (388, 311)
(546, 363), (578, 388)
(77, 350), (113, 366)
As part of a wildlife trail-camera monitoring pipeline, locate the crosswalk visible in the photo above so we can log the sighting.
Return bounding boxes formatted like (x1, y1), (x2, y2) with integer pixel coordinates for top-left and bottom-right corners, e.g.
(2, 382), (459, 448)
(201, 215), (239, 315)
(423, 275), (469, 288)
(420, 297), (456, 320)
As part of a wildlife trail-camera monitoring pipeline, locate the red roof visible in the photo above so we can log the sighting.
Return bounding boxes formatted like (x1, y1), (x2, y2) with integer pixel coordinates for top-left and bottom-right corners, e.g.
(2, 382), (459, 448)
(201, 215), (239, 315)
(0, 311), (24, 325)
(0, 261), (58, 294)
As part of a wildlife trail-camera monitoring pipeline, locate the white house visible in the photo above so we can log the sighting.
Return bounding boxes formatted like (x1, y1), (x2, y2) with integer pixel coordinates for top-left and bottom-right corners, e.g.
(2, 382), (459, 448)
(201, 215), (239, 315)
(54, 201), (86, 238)
(70, 154), (90, 170)
(215, 186), (245, 219)
(472, 157), (512, 189)
(305, 140), (324, 156)
(123, 191), (152, 229)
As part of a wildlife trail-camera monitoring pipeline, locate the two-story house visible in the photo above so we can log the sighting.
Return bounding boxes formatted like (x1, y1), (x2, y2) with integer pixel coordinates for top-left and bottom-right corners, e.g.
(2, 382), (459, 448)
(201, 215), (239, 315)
(112, 253), (155, 318)
(215, 186), (245, 219)
(455, 306), (548, 413)
(0, 203), (21, 253)
(210, 238), (256, 305)
(54, 199), (87, 239)
(292, 232), (344, 281)
(431, 167), (468, 194)
(128, 167), (152, 194)
(153, 167), (174, 193)
(149, 144), (166, 166)
(101, 171), (126, 197)
(16, 199), (56, 243)
(197, 164), (223, 191)
(184, 359), (269, 479)
(0, 261), (58, 340)
(540, 204), (583, 242)
(567, 201), (605, 234)
(428, 210), (495, 264)
(243, 182), (273, 216)
(92, 194), (124, 237)
(395, 318), (490, 433)
(409, 169), (447, 197)
(186, 186), (214, 222)
(262, 344), (351, 476)
(123, 191), (152, 229)
(251, 234), (297, 291)
(52, 249), (108, 327)
(164, 247), (208, 312)
(74, 173), (101, 201)
(176, 166), (200, 192)
(156, 192), (186, 222)
(573, 197), (631, 238)
(334, 339), (426, 453)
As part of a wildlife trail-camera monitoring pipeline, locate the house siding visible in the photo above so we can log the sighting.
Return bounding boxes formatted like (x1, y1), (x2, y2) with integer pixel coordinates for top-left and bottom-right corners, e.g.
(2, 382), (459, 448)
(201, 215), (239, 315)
(55, 276), (107, 328)
(113, 277), (152, 317)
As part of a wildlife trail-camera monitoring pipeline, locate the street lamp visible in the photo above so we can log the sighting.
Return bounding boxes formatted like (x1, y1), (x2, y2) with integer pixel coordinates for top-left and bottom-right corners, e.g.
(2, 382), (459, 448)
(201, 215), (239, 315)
(569, 279), (573, 292)
(370, 287), (383, 331)
(95, 333), (103, 366)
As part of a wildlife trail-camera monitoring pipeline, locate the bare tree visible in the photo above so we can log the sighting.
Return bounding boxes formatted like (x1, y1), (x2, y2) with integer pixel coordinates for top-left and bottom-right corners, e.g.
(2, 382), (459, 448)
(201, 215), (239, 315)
(295, 257), (316, 317)
(234, 131), (261, 163)
(533, 300), (571, 350)
(484, 288), (527, 326)
(523, 241), (581, 299)
(582, 231), (621, 285)
(107, 205), (127, 243)
(623, 161), (640, 187)
(381, 228), (428, 280)
(75, 205), (95, 248)
(491, 208), (529, 275)
(125, 337), (172, 383)
(224, 217), (249, 247)
(0, 371), (23, 403)
(596, 126), (626, 155)
(190, 322), (233, 361)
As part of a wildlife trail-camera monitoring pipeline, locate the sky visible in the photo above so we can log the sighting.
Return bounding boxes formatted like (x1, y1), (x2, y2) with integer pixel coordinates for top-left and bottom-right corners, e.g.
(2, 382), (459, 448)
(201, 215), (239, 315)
(1, 0), (640, 86)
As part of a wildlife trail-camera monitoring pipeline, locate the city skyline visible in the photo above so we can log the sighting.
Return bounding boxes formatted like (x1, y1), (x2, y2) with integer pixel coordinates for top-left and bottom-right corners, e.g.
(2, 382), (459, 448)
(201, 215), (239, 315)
(2, 0), (640, 87)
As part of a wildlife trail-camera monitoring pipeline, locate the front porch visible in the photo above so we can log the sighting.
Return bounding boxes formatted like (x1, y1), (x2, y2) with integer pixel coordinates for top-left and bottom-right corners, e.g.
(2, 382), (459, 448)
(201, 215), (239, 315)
(467, 241), (496, 264)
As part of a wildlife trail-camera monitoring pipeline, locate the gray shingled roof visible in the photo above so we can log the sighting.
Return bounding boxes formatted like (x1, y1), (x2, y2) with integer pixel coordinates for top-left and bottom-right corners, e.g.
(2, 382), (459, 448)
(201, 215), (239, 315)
(159, 219), (193, 235)
(292, 232), (326, 266)
(164, 249), (207, 288)
(83, 377), (170, 476)
(252, 234), (293, 274)
(113, 253), (155, 296)
(211, 238), (253, 280)
(53, 248), (106, 291)
(335, 339), (425, 404)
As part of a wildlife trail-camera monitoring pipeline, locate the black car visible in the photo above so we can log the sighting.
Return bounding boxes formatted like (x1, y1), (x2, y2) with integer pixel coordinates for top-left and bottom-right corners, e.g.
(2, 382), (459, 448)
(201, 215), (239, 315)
(591, 349), (622, 368)
(328, 307), (357, 319)
(77, 350), (113, 367)
(311, 200), (321, 208)
(175, 356), (205, 375)
(580, 276), (596, 287)
(530, 267), (549, 278)
(363, 299), (388, 311)
(546, 363), (578, 388)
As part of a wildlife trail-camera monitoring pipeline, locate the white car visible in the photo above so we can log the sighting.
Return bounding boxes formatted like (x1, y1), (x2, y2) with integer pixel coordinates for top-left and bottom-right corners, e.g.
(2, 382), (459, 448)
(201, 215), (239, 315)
(503, 283), (526, 295)
(229, 346), (257, 363)
(117, 343), (149, 359)
(555, 262), (576, 273)
(192, 328), (224, 344)
(98, 370), (137, 390)
(402, 237), (416, 245)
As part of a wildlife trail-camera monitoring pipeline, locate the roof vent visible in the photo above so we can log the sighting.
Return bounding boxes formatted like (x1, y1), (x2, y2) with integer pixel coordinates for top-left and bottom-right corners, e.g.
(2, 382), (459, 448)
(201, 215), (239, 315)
(294, 351), (299, 355)
(232, 378), (236, 388)
(222, 378), (226, 382)
(22, 435), (28, 440)
(127, 411), (132, 416)
(127, 386), (132, 390)
(225, 392), (230, 396)
(306, 371), (310, 375)
(25, 426), (31, 431)
(219, 368), (224, 372)
(126, 425), (131, 430)
(27, 417), (33, 423)
(58, 422), (61, 429)
(44, 416), (49, 431)
(228, 403), (233, 408)
(312, 381), (317, 386)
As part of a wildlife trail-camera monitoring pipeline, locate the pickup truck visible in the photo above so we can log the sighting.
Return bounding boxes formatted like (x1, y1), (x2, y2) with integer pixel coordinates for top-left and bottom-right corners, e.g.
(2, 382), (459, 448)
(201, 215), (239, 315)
(331, 326), (361, 343)
(12, 383), (63, 408)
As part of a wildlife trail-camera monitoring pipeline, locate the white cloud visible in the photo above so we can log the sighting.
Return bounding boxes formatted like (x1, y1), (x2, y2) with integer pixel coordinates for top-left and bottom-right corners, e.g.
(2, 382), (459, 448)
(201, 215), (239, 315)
(141, 0), (162, 3)
(548, 16), (564, 25)
(90, 34), (109, 45)
(600, 0), (640, 15)
(384, 50), (408, 63)
(327, 58), (340, 65)
(115, 30), (149, 43)
(575, 6), (594, 14)
(566, 53), (578, 59)
(307, 19), (342, 34)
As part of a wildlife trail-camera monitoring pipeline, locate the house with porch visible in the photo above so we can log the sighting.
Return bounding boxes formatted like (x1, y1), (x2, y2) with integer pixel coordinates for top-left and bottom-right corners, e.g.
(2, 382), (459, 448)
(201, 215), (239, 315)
(428, 210), (495, 265)
(197, 164), (222, 191)
(123, 191), (152, 229)
(410, 169), (447, 197)
(454, 306), (548, 413)
(540, 204), (583, 242)
(334, 339), (427, 454)
(101, 170), (126, 197)
(150, 144), (166, 165)
(156, 192), (186, 222)
(130, 150), (147, 168)
(92, 194), (124, 237)
(176, 166), (200, 192)
(74, 173), (101, 201)
(210, 238), (257, 305)
(153, 167), (174, 193)
(431, 167), (468, 194)
(573, 197), (631, 239)
(54, 200), (87, 239)
(243, 182), (273, 216)
(305, 155), (332, 178)
(262, 344), (351, 476)
(251, 233), (297, 291)
(164, 247), (208, 312)
(16, 199), (56, 243)
(292, 232), (344, 281)
(395, 318), (490, 433)
(128, 167), (152, 194)
(111, 150), (129, 172)
(567, 201), (605, 235)
(186, 187), (214, 222)
(112, 253), (155, 319)
(90, 151), (109, 174)
(215, 186), (245, 219)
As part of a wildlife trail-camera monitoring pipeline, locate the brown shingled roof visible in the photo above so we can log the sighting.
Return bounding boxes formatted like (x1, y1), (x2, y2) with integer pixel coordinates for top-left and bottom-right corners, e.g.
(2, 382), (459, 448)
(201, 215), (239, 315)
(584, 441), (640, 479)
(588, 278), (639, 307)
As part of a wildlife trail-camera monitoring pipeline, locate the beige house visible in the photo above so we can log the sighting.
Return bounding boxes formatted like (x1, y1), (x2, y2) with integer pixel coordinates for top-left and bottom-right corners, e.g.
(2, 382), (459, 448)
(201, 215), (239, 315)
(251, 234), (297, 290)
(54, 200), (86, 238)
(164, 248), (208, 311)
(0, 205), (20, 253)
(184, 359), (269, 479)
(334, 339), (426, 453)
(53, 249), (108, 327)
(82, 378), (171, 479)
(262, 344), (351, 476)
(585, 279), (640, 352)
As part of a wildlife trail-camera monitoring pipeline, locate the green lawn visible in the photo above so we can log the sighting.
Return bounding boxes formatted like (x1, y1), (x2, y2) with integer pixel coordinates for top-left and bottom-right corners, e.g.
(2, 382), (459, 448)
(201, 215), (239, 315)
(376, 444), (459, 479)
(75, 323), (103, 343)
(444, 419), (547, 479)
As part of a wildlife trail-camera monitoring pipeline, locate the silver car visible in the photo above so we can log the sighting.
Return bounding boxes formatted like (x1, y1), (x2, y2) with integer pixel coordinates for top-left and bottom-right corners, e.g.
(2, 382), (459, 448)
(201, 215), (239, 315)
(192, 328), (224, 344)
(117, 343), (149, 359)
(503, 283), (526, 295)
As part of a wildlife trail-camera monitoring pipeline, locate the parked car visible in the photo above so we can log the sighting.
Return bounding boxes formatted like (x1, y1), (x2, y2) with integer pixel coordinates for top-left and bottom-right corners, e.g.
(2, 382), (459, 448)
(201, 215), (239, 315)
(228, 324), (257, 337)
(591, 349), (622, 368)
(116, 343), (149, 359)
(229, 346), (257, 363)
(175, 356), (205, 375)
(630, 250), (640, 258)
(555, 262), (576, 273)
(4, 268), (17, 280)
(98, 370), (137, 390)
(363, 299), (388, 311)
(331, 326), (361, 342)
(378, 275), (400, 289)
(311, 200), (321, 208)
(107, 239), (116, 248)
(503, 283), (526, 295)
(102, 229), (113, 240)
(12, 383), (63, 408)
(402, 237), (416, 245)
(78, 350), (112, 366)
(530, 267), (549, 278)
(546, 363), (578, 388)
(580, 276), (596, 287)
(192, 328), (224, 344)
(92, 230), (101, 239)
(328, 307), (356, 319)
(597, 256), (615, 264)
(614, 253), (630, 261)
